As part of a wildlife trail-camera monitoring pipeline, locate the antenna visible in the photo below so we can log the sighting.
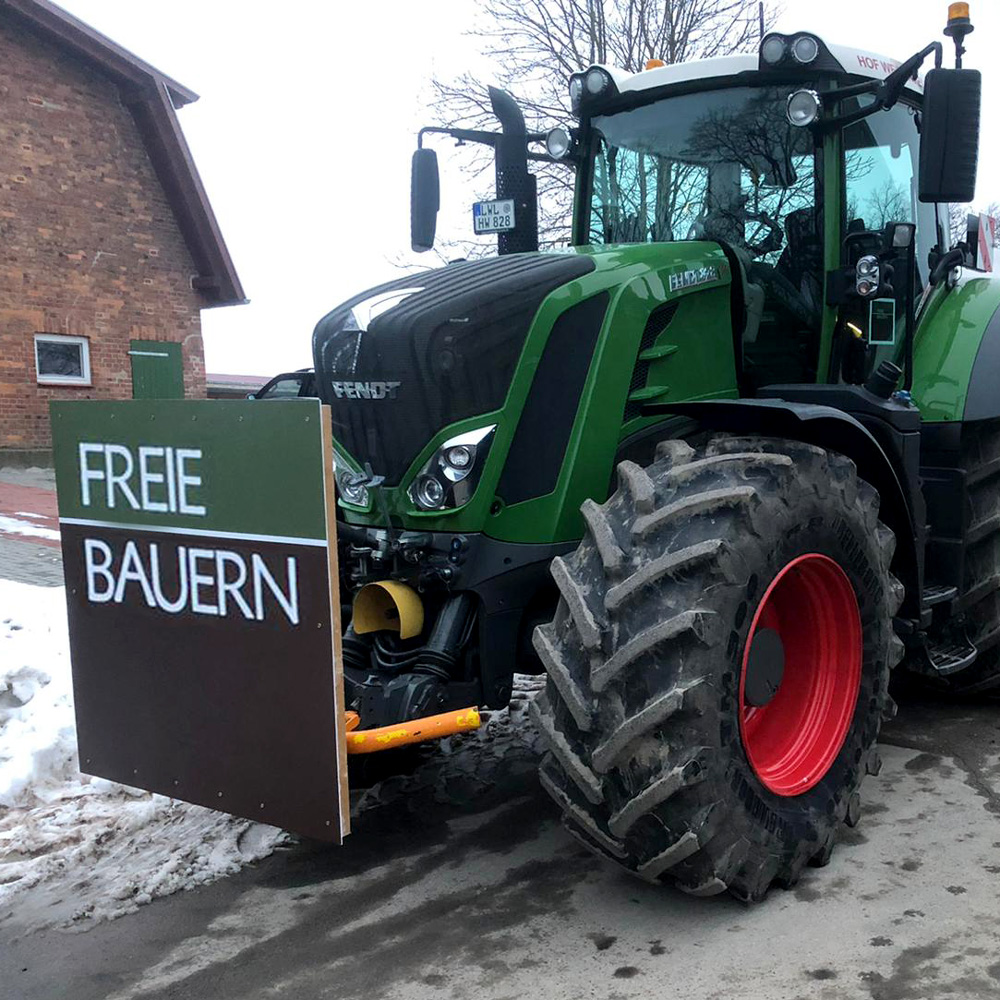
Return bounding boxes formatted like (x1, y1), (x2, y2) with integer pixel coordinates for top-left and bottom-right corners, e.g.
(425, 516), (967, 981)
(759, 2), (765, 39)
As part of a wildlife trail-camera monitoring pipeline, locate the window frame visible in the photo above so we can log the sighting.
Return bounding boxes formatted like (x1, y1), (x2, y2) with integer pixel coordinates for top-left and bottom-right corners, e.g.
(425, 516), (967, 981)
(34, 333), (92, 387)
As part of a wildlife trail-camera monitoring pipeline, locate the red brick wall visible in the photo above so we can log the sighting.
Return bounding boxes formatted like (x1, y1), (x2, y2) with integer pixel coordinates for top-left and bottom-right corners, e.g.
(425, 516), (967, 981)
(0, 17), (210, 453)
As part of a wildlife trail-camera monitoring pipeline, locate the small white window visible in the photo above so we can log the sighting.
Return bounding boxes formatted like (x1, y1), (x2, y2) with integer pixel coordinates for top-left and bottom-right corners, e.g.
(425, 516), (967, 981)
(34, 334), (91, 386)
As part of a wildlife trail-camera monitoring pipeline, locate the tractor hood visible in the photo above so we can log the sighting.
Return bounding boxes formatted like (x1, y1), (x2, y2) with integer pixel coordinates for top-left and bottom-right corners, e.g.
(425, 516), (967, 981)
(313, 252), (595, 485)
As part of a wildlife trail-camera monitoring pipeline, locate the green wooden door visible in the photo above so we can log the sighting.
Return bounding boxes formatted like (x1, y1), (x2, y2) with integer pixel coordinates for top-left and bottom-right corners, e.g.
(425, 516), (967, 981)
(130, 340), (184, 399)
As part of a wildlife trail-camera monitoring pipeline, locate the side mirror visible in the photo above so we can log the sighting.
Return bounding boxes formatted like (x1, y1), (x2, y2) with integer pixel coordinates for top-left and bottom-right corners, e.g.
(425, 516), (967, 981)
(410, 148), (440, 253)
(919, 68), (981, 203)
(884, 221), (915, 251)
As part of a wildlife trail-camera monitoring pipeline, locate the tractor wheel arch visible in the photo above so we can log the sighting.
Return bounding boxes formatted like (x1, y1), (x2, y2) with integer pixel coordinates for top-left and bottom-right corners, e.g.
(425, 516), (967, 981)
(650, 400), (919, 617)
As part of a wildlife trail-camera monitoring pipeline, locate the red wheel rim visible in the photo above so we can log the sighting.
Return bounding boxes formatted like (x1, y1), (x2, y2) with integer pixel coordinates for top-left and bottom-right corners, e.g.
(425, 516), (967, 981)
(739, 553), (862, 797)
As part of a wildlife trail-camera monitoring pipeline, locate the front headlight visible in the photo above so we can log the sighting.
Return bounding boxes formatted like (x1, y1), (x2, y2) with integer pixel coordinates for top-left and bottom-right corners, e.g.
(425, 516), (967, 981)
(545, 127), (573, 160)
(790, 34), (820, 64)
(408, 425), (496, 511)
(568, 66), (617, 115)
(760, 34), (787, 66)
(856, 255), (881, 298)
(786, 89), (822, 127)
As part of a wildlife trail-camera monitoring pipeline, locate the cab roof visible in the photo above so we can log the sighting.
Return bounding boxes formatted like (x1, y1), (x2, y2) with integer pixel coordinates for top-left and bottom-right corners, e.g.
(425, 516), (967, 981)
(597, 38), (924, 98)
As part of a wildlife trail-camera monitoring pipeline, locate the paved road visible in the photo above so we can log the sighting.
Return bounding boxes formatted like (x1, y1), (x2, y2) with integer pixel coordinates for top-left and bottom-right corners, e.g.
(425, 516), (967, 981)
(4, 470), (1000, 999)
(0, 471), (63, 586)
(4, 693), (1000, 1000)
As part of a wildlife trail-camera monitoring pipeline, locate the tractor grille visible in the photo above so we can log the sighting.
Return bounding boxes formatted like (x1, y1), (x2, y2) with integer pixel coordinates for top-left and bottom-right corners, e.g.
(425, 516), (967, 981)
(313, 254), (595, 485)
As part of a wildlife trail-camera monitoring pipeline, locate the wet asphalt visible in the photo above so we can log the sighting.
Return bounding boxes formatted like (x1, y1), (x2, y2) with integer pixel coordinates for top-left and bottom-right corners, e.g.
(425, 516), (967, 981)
(4, 691), (1000, 1000)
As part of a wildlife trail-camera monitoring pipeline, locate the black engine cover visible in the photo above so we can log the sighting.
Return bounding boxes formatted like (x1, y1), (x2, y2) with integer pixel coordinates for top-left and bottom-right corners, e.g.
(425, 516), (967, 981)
(312, 253), (595, 484)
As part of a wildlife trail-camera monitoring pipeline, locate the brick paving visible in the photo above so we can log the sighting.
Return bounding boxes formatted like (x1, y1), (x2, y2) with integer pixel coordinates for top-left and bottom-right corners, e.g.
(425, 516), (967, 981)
(0, 476), (63, 586)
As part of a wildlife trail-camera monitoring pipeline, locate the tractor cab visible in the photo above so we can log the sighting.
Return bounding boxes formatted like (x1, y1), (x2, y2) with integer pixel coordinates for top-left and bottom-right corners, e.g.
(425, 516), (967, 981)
(561, 30), (978, 398)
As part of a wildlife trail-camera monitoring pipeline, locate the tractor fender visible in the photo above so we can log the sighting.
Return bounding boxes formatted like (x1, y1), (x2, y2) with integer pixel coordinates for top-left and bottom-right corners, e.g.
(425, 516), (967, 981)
(648, 399), (920, 616)
(964, 296), (1000, 422)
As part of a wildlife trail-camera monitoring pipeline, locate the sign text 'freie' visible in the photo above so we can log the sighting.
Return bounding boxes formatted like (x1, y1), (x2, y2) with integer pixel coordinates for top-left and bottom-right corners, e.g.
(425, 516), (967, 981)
(77, 442), (300, 625)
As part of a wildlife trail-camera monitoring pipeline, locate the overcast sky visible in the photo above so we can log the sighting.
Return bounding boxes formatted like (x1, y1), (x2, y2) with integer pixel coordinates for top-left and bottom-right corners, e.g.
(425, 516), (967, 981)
(55, 0), (1000, 378)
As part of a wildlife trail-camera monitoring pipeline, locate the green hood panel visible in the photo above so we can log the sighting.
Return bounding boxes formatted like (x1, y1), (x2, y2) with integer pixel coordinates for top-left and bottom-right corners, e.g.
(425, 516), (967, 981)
(335, 244), (739, 541)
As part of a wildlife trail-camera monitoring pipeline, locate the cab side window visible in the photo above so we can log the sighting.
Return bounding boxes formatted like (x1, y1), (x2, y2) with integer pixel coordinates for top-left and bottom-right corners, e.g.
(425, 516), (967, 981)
(843, 103), (939, 372)
(844, 103), (938, 288)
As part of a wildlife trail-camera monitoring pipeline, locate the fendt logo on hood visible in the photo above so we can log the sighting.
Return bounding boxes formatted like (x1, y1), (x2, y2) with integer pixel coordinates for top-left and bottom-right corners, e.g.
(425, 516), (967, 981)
(330, 380), (402, 401)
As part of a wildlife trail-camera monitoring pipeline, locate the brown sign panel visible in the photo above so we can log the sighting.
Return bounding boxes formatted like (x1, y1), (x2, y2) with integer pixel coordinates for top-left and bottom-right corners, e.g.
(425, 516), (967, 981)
(50, 399), (348, 842)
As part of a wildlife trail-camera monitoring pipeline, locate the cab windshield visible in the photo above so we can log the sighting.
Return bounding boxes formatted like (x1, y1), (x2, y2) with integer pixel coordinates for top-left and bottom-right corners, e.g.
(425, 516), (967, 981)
(586, 86), (819, 258)
(584, 85), (824, 385)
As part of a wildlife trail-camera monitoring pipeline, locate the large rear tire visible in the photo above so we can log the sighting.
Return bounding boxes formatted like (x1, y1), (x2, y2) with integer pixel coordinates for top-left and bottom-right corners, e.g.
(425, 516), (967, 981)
(531, 435), (904, 902)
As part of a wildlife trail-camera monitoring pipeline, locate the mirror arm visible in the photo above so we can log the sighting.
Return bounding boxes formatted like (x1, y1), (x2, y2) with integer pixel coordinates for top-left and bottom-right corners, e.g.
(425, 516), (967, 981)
(821, 79), (880, 103)
(527, 151), (566, 164)
(880, 42), (943, 110)
(929, 246), (964, 287)
(816, 98), (881, 132)
(816, 41), (943, 131)
(417, 125), (499, 150)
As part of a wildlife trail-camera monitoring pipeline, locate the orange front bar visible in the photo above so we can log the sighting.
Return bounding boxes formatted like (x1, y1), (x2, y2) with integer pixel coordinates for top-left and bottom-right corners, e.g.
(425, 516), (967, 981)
(345, 706), (481, 755)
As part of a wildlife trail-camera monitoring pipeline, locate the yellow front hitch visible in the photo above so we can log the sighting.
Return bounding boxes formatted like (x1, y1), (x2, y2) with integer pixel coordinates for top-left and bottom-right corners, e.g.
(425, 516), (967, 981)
(346, 582), (479, 752)
(351, 580), (424, 639)
(344, 707), (481, 754)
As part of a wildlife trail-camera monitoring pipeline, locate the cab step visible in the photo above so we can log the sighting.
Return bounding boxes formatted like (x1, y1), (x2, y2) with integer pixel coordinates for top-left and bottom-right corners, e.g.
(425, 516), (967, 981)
(924, 635), (978, 676)
(922, 584), (958, 608)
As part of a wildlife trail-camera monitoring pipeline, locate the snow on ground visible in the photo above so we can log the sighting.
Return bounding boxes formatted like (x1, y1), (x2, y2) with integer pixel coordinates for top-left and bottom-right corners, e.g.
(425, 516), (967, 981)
(0, 514), (60, 542)
(0, 577), (547, 936)
(0, 580), (286, 933)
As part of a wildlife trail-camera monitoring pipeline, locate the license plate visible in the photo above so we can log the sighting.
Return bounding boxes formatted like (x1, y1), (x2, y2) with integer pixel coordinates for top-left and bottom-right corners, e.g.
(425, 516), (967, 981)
(473, 199), (516, 234)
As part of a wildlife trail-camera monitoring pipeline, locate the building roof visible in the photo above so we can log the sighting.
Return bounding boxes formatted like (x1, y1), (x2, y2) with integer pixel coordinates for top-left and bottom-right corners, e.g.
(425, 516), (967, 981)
(1, 0), (246, 307)
(207, 372), (270, 389)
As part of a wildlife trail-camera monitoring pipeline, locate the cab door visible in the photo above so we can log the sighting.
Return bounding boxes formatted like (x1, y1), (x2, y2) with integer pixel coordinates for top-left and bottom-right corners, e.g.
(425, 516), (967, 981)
(835, 102), (943, 383)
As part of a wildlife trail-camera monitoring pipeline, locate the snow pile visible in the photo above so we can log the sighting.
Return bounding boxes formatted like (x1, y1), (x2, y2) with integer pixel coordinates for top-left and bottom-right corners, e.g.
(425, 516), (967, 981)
(0, 577), (549, 934)
(0, 513), (59, 542)
(0, 580), (286, 932)
(0, 581), (75, 807)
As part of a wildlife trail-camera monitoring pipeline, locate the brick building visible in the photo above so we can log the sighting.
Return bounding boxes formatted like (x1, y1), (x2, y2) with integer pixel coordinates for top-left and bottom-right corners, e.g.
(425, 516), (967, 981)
(0, 0), (244, 461)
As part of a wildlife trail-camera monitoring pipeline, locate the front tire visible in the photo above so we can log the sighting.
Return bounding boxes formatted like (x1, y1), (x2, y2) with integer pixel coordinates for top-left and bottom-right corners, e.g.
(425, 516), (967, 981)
(531, 435), (904, 901)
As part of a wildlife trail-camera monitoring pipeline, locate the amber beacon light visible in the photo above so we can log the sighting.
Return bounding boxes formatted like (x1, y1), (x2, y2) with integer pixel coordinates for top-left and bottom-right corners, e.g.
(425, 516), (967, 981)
(946, 3), (972, 32)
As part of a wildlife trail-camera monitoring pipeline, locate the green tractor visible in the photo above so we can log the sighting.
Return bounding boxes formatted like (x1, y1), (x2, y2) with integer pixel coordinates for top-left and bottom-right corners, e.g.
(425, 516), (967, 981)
(315, 7), (995, 900)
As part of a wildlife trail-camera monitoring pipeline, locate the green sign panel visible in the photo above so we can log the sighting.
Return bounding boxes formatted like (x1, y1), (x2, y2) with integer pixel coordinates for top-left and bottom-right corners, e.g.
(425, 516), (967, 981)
(50, 399), (349, 842)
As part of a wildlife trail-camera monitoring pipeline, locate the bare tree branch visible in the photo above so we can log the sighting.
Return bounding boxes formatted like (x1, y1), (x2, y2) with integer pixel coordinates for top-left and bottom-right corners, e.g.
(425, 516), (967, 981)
(951, 201), (1000, 249)
(428, 0), (781, 253)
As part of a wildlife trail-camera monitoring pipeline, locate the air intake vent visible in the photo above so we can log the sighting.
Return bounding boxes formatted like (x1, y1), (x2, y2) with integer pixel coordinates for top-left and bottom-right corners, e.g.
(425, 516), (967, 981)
(496, 292), (609, 506)
(624, 301), (679, 422)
